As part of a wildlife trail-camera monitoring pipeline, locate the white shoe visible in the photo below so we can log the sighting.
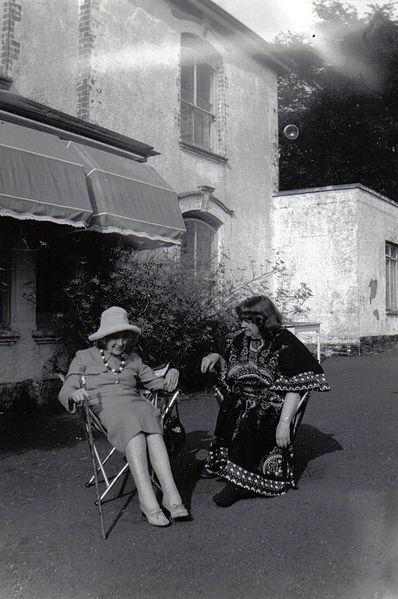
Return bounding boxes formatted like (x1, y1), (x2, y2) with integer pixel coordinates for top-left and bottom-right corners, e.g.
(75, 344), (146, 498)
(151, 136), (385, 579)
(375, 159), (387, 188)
(140, 505), (170, 527)
(162, 501), (191, 521)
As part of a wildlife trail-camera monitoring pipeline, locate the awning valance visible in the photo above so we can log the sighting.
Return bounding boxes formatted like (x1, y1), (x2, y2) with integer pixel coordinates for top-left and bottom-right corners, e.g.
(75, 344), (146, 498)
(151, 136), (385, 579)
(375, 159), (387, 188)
(0, 120), (92, 228)
(66, 142), (186, 246)
(0, 119), (185, 247)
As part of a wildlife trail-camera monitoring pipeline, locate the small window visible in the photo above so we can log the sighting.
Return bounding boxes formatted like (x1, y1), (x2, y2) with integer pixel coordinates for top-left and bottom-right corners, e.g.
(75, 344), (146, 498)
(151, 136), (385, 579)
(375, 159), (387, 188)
(0, 252), (11, 328)
(181, 217), (216, 278)
(386, 241), (398, 312)
(181, 36), (217, 152)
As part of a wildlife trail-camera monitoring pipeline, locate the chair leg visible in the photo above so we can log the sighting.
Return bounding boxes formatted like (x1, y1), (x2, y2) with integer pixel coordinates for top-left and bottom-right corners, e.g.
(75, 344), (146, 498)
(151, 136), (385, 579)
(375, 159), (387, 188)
(86, 447), (117, 487)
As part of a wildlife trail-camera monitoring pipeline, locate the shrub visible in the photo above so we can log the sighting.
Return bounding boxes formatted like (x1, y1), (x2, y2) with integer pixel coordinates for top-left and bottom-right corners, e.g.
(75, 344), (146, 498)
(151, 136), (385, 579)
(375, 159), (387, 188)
(51, 245), (311, 388)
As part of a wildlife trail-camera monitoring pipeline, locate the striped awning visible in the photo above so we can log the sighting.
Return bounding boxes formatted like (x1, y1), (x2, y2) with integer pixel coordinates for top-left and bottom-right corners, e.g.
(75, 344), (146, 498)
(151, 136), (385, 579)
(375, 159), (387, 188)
(66, 141), (185, 246)
(0, 119), (185, 246)
(0, 120), (92, 228)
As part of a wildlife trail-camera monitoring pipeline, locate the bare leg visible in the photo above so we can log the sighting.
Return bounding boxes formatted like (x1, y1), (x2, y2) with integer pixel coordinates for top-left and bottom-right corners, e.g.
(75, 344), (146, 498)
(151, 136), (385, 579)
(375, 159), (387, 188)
(146, 433), (183, 506)
(125, 433), (159, 511)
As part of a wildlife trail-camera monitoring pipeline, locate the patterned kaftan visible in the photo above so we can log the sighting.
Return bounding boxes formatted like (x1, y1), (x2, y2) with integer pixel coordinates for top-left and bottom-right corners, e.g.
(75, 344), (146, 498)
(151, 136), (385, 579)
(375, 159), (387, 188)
(204, 328), (330, 496)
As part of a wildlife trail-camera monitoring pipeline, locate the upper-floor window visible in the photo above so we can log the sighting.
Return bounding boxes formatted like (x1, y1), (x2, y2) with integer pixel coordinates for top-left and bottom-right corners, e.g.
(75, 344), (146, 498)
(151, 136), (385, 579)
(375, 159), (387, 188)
(181, 34), (218, 153)
(181, 216), (216, 278)
(386, 241), (398, 312)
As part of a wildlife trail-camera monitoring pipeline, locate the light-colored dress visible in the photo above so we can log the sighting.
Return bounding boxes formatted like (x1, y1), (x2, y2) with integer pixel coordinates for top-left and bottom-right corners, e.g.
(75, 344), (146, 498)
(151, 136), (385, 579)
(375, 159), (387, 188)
(58, 347), (168, 454)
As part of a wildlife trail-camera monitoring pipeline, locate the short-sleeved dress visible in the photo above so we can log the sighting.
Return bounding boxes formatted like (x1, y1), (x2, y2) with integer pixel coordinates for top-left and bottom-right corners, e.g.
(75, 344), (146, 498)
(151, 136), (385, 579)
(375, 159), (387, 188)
(58, 347), (168, 454)
(204, 328), (330, 496)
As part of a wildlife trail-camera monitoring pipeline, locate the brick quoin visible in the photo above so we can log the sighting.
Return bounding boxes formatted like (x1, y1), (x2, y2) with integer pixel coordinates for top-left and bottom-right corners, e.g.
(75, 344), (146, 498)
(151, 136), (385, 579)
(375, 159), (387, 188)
(77, 0), (96, 120)
(1, 0), (22, 75)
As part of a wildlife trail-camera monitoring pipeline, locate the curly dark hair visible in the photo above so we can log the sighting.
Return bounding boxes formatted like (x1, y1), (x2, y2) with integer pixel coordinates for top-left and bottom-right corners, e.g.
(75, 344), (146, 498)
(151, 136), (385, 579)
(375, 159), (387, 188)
(236, 295), (283, 336)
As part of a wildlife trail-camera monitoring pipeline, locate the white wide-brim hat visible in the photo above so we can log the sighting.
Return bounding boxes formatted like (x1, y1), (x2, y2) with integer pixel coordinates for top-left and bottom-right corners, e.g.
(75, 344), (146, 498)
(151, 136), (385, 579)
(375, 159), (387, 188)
(88, 306), (141, 342)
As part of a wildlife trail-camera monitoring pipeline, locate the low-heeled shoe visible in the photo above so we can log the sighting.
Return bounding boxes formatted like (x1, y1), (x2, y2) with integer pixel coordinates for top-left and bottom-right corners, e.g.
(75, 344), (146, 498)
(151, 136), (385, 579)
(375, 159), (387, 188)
(140, 505), (171, 527)
(162, 502), (192, 522)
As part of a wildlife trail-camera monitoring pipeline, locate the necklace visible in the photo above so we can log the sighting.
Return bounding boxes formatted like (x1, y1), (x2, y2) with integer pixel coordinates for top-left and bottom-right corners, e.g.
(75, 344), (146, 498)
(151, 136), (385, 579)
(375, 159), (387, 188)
(100, 349), (126, 373)
(249, 338), (264, 353)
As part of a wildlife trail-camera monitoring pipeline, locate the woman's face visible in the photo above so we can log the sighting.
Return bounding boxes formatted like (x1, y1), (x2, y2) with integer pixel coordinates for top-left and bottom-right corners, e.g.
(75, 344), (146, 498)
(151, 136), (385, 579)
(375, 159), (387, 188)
(104, 332), (134, 356)
(240, 319), (261, 339)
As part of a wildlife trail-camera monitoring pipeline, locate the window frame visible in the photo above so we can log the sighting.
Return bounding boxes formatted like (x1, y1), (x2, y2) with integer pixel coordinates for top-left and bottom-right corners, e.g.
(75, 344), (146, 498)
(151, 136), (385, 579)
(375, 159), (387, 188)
(181, 216), (217, 278)
(386, 240), (398, 313)
(180, 37), (217, 153)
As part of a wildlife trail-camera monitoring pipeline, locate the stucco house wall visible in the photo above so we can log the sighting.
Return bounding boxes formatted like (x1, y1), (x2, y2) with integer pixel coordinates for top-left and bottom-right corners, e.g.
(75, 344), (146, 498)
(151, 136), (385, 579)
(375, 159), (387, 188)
(356, 188), (398, 339)
(273, 184), (398, 353)
(4, 0), (280, 273)
(0, 0), (284, 398)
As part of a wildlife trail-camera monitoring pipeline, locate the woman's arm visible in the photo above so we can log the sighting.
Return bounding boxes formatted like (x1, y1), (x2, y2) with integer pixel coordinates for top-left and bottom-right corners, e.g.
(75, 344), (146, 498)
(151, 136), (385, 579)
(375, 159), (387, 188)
(200, 353), (226, 373)
(275, 391), (301, 448)
(58, 353), (85, 413)
(136, 358), (179, 392)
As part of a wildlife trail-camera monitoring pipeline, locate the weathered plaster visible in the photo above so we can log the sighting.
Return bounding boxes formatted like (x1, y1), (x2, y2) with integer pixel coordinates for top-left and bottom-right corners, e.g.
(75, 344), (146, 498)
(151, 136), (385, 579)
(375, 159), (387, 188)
(1, 0), (281, 391)
(273, 185), (398, 347)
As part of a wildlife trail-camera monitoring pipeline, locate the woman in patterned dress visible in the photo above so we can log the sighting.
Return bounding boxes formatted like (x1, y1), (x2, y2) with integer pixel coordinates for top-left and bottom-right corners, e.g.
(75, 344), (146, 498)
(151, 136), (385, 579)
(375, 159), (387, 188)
(200, 295), (330, 507)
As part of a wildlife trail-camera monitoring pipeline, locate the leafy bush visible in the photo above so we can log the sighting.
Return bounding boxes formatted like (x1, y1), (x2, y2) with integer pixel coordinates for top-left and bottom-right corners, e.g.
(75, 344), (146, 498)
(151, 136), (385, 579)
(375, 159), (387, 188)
(51, 244), (311, 388)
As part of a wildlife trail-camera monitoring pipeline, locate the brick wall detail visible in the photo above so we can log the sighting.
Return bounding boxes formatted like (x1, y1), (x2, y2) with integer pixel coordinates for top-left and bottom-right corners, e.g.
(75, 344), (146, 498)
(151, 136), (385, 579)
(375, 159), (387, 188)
(1, 0), (21, 76)
(77, 0), (97, 120)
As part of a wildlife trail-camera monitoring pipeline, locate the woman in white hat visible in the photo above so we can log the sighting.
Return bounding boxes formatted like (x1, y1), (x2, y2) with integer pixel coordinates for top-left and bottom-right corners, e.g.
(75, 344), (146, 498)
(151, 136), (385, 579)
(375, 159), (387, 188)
(59, 306), (190, 527)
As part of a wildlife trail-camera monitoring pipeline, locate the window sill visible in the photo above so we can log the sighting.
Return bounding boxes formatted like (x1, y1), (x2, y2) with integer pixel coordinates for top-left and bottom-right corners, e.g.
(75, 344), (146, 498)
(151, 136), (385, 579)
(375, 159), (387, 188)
(179, 142), (228, 164)
(386, 310), (398, 316)
(0, 329), (20, 345)
(32, 329), (61, 344)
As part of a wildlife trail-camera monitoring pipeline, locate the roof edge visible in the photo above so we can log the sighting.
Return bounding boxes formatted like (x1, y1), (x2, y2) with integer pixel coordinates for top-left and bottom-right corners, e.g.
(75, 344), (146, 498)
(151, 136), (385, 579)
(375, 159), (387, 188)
(182, 0), (292, 73)
(274, 183), (398, 208)
(0, 90), (158, 160)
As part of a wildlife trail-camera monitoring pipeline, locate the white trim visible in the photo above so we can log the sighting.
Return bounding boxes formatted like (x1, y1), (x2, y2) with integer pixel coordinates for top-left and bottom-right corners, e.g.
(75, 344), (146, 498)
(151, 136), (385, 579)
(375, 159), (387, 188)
(89, 224), (182, 245)
(0, 207), (87, 228)
(92, 211), (186, 232)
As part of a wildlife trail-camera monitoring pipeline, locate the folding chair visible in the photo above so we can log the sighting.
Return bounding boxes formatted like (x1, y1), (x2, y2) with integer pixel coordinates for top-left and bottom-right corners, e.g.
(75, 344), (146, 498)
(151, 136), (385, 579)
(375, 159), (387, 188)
(59, 369), (182, 539)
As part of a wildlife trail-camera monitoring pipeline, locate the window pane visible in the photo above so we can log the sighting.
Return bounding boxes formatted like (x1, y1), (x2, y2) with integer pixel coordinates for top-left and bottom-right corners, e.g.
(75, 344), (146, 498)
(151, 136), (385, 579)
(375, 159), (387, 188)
(181, 218), (215, 278)
(196, 61), (213, 112)
(181, 62), (194, 104)
(181, 220), (196, 271)
(193, 109), (212, 149)
(181, 102), (193, 144)
(386, 241), (398, 310)
(195, 219), (213, 276)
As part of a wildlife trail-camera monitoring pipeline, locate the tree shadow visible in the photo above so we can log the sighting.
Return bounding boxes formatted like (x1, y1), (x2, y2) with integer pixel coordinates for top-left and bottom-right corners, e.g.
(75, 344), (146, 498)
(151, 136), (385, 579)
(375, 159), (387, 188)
(0, 411), (85, 455)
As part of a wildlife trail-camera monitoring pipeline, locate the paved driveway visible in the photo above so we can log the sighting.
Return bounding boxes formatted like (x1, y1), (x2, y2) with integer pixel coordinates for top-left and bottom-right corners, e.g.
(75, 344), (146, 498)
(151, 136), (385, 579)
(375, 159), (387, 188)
(1, 349), (397, 599)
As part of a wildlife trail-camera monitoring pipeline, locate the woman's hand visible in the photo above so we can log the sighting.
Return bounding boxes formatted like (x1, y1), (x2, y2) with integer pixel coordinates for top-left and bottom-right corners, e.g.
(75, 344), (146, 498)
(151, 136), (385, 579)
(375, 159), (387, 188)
(276, 420), (291, 448)
(164, 368), (179, 392)
(201, 353), (222, 373)
(70, 388), (89, 410)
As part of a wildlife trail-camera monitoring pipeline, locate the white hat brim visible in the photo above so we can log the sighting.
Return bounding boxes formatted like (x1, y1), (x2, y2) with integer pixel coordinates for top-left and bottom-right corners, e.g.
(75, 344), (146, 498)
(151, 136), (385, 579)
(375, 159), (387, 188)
(88, 323), (141, 342)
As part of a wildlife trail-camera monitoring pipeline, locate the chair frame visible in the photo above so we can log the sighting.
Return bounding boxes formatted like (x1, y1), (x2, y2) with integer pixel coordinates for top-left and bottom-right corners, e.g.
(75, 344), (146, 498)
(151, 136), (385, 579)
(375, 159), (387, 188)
(75, 374), (181, 539)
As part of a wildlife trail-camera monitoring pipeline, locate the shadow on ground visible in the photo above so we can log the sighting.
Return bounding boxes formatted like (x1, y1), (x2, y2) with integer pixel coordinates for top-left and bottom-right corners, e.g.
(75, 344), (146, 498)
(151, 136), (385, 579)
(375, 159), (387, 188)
(0, 410), (84, 454)
(294, 423), (343, 482)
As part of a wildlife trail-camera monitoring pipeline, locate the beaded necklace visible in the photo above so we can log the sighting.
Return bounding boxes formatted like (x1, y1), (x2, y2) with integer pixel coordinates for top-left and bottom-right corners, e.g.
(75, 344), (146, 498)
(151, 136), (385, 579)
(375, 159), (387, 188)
(100, 349), (126, 373)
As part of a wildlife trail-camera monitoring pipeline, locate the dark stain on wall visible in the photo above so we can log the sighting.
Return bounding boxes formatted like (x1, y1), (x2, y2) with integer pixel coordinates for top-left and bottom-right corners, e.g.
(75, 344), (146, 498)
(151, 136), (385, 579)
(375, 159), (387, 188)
(368, 279), (377, 303)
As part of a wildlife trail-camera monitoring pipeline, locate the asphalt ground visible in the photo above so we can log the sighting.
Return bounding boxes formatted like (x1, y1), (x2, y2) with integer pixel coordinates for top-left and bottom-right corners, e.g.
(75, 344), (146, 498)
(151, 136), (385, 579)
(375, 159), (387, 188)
(0, 348), (397, 599)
